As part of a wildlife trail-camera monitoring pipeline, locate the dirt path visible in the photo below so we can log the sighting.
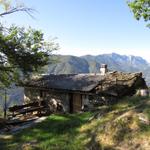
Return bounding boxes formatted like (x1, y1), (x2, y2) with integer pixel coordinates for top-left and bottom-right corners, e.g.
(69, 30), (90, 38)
(0, 116), (47, 139)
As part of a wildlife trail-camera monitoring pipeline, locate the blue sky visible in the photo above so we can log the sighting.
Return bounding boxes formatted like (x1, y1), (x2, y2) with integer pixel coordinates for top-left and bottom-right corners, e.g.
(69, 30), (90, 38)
(1, 0), (150, 61)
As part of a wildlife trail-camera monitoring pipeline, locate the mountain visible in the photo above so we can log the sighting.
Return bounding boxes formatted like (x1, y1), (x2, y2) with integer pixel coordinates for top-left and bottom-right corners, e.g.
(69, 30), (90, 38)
(45, 53), (150, 85)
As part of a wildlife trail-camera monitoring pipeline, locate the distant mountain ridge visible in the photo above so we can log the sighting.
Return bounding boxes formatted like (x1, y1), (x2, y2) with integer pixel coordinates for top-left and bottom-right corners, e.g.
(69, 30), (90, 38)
(45, 53), (150, 85)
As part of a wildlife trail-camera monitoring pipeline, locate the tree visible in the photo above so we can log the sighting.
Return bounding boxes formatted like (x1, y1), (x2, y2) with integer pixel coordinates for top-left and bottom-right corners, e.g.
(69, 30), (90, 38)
(0, 25), (58, 87)
(128, 0), (150, 27)
(0, 0), (59, 87)
(0, 0), (59, 118)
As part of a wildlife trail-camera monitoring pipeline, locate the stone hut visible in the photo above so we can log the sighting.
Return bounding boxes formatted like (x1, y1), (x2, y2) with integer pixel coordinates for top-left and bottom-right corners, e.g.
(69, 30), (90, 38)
(22, 69), (147, 113)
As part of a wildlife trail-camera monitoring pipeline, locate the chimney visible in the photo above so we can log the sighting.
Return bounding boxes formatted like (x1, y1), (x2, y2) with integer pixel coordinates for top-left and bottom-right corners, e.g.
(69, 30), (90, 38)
(100, 64), (108, 75)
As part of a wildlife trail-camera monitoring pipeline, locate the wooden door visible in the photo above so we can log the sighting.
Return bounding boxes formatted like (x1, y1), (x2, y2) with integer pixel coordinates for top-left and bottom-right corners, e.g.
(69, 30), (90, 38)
(69, 94), (73, 113)
(72, 94), (82, 112)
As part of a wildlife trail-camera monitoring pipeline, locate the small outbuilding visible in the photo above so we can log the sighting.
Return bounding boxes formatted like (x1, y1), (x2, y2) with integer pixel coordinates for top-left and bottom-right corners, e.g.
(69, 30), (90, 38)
(22, 66), (147, 113)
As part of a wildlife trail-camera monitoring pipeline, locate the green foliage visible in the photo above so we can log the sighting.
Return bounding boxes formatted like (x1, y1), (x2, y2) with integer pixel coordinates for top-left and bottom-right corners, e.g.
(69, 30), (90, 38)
(128, 0), (150, 27)
(0, 1), (58, 87)
(0, 25), (58, 87)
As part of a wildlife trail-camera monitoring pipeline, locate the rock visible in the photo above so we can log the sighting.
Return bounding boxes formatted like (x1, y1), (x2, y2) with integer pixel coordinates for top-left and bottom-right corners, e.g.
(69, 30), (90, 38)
(45, 98), (64, 114)
(138, 113), (150, 125)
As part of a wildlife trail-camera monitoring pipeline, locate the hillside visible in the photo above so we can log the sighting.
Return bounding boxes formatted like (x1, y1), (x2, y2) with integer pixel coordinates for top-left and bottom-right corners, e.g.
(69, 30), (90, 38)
(46, 53), (150, 85)
(1, 96), (150, 150)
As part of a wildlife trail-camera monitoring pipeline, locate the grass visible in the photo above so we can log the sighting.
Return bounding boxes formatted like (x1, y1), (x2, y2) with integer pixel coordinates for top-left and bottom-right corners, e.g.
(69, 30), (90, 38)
(1, 96), (150, 150)
(0, 112), (94, 150)
(77, 96), (150, 149)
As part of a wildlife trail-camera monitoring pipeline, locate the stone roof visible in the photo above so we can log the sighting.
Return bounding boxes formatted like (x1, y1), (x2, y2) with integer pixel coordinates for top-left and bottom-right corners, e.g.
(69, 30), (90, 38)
(24, 74), (105, 92)
(23, 72), (147, 96)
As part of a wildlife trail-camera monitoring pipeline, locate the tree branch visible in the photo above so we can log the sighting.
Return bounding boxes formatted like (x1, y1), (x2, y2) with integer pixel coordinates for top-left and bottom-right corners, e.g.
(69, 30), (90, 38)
(0, 7), (35, 19)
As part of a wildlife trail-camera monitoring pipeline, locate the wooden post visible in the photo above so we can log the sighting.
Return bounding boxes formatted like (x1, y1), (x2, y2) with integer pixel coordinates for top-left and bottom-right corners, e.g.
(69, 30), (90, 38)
(4, 89), (7, 119)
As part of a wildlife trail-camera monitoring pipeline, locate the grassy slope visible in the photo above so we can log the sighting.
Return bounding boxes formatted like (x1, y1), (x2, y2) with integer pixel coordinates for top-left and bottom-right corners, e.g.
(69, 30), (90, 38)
(0, 112), (94, 150)
(1, 97), (150, 150)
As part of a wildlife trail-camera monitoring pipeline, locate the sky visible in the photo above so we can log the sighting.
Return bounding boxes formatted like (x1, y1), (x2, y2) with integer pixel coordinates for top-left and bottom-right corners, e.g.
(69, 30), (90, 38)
(1, 0), (150, 61)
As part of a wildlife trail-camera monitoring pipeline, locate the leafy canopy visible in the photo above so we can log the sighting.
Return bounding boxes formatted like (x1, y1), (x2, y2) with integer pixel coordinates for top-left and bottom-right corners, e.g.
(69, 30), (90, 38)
(128, 0), (150, 27)
(0, 25), (58, 87)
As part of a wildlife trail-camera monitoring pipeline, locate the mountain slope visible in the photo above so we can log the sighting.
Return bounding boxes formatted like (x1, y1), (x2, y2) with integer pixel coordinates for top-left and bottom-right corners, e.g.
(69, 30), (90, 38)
(46, 53), (150, 85)
(47, 55), (89, 74)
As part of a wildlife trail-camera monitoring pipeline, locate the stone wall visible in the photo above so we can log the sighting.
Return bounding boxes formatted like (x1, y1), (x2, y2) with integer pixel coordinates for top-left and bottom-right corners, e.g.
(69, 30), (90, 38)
(24, 88), (70, 112)
(42, 91), (70, 112)
(24, 88), (41, 103)
(82, 95), (89, 106)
